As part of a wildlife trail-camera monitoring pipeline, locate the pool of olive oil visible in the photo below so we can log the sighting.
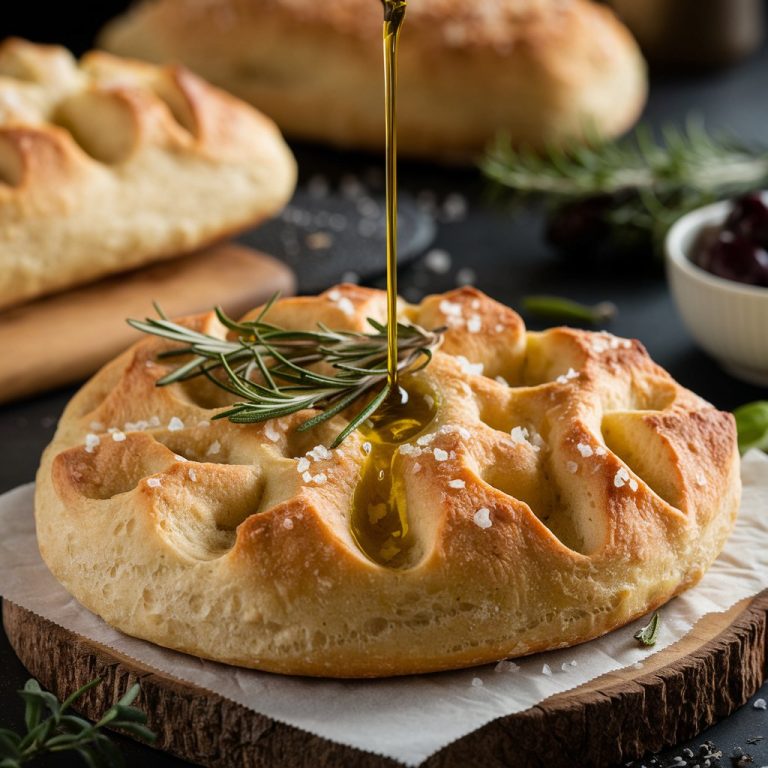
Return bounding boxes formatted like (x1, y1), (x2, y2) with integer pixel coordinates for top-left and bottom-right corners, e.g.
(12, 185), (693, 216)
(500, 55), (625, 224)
(350, 1), (438, 567)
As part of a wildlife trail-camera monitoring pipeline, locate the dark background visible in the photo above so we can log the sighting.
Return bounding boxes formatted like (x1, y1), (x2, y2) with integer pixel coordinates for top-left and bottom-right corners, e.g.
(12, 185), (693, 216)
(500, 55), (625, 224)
(1, 3), (768, 766)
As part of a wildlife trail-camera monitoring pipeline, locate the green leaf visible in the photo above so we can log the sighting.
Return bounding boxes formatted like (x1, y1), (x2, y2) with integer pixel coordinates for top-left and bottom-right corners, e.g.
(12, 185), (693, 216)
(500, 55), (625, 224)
(113, 723), (157, 743)
(734, 401), (768, 454)
(521, 295), (617, 326)
(0, 731), (21, 758)
(634, 611), (661, 647)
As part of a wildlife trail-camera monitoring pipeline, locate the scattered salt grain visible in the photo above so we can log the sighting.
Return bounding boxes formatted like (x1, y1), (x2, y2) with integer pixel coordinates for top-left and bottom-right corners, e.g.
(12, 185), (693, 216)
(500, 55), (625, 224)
(595, 446), (607, 456)
(471, 677), (484, 688)
(455, 268), (477, 287)
(494, 323), (504, 333)
(89, 421), (104, 432)
(696, 473), (707, 487)
(457, 426), (471, 440)
(336, 297), (355, 317)
(188, 468), (197, 482)
(207, 440), (221, 456)
(147, 478), (161, 488)
(327, 288), (341, 301)
(494, 660), (519, 673)
(495, 375), (509, 386)
(341, 271), (359, 284)
(312, 473), (328, 485)
(425, 249), (452, 274)
(264, 422), (281, 442)
(560, 663), (571, 673)
(149, 416), (161, 428)
(443, 193), (468, 221)
(197, 420), (211, 429)
(466, 315), (482, 333)
(399, 444), (421, 456)
(754, 698), (767, 710)
(473, 507), (492, 529)
(541, 664), (552, 676)
(576, 443), (594, 458)
(614, 468), (631, 489)
(84, 434), (100, 453)
(283, 518), (295, 530)
(632, 661), (644, 670)
(448, 479), (466, 489)
(111, 430), (126, 442)
(168, 417), (184, 431)
(456, 355), (484, 376)
(566, 461), (579, 474)
(433, 448), (449, 462)
(556, 368), (580, 385)
(308, 445), (332, 461)
(174, 454), (188, 462)
(297, 457), (311, 473)
(439, 299), (463, 318)
(417, 434), (435, 446)
(362, 441), (372, 455)
(302, 471), (312, 483)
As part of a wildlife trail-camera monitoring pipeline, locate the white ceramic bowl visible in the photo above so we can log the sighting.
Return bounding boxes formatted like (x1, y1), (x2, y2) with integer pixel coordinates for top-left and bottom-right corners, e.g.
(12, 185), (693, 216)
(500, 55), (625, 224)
(665, 199), (768, 386)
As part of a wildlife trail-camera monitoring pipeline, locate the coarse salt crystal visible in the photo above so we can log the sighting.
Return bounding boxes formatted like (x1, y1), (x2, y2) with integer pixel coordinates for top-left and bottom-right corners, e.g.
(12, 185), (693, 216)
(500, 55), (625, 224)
(168, 417), (184, 431)
(466, 315), (482, 333)
(455, 268), (477, 287)
(629, 477), (639, 492)
(283, 518), (295, 530)
(576, 443), (594, 458)
(174, 454), (188, 462)
(297, 457), (311, 473)
(614, 467), (630, 488)
(308, 445), (332, 461)
(413, 462), (422, 473)
(149, 416), (161, 427)
(341, 270), (359, 284)
(494, 660), (519, 673)
(207, 440), (221, 456)
(448, 479), (466, 489)
(495, 375), (509, 386)
(302, 471), (312, 483)
(188, 468), (197, 482)
(560, 662), (571, 673)
(443, 193), (468, 221)
(84, 434), (100, 453)
(473, 507), (492, 529)
(336, 297), (355, 317)
(433, 447), (449, 462)
(362, 441), (372, 455)
(753, 697), (767, 710)
(595, 446), (607, 456)
(417, 433), (435, 446)
(566, 461), (579, 474)
(457, 426), (471, 440)
(425, 249), (452, 274)
(471, 677), (484, 688)
(398, 444), (421, 456)
(696, 473), (706, 487)
(147, 478), (162, 488)
(439, 299), (463, 318)
(556, 368), (580, 385)
(312, 473), (328, 485)
(632, 661), (644, 669)
(327, 289), (341, 301)
(494, 323), (504, 333)
(111, 430), (126, 442)
(542, 664), (552, 676)
(264, 422), (281, 442)
(470, 298), (481, 310)
(89, 421), (104, 431)
(456, 355), (484, 376)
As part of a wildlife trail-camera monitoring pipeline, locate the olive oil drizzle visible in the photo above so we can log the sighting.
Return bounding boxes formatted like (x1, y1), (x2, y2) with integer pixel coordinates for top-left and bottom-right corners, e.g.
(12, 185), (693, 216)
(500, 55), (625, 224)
(382, 0), (406, 391)
(348, 1), (439, 568)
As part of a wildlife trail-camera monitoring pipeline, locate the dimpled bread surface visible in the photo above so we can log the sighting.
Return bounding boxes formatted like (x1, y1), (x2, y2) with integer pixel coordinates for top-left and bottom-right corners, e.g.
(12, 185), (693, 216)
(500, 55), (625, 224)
(35, 287), (740, 677)
(100, 0), (647, 160)
(0, 38), (296, 309)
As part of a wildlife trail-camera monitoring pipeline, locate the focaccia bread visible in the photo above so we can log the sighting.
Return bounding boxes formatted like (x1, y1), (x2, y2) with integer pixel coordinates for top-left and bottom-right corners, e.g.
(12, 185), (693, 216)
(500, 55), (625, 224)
(0, 38), (296, 310)
(99, 0), (647, 160)
(36, 286), (740, 677)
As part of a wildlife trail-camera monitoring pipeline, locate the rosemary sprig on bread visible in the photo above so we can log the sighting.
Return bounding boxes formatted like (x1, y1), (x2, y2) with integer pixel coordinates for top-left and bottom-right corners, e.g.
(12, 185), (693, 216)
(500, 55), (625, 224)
(129, 298), (444, 447)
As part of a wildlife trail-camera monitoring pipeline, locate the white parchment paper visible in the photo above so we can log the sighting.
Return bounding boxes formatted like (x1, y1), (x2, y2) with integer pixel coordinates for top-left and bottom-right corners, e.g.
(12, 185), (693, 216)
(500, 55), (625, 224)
(1, 452), (767, 766)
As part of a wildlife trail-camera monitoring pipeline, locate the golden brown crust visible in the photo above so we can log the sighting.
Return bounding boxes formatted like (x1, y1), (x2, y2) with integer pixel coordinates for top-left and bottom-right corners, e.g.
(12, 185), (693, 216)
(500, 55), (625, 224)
(0, 38), (297, 309)
(99, 0), (647, 160)
(35, 287), (740, 677)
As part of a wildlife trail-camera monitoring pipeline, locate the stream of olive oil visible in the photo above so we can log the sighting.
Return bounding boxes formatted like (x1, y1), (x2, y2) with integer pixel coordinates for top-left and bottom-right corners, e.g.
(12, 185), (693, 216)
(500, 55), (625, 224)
(349, 1), (438, 567)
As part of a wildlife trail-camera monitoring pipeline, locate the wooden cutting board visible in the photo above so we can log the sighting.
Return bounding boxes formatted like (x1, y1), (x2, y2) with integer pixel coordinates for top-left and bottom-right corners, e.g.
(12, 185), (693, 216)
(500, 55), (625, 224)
(0, 244), (295, 404)
(3, 592), (767, 768)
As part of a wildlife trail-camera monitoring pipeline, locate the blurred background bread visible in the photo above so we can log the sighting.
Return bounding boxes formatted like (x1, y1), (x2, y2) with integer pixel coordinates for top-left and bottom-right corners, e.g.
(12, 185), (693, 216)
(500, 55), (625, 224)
(0, 38), (296, 310)
(99, 0), (647, 161)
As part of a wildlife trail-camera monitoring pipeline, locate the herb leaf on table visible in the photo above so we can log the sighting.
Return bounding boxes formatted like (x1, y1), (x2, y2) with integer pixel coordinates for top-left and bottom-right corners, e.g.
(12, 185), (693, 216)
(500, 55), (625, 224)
(734, 401), (768, 454)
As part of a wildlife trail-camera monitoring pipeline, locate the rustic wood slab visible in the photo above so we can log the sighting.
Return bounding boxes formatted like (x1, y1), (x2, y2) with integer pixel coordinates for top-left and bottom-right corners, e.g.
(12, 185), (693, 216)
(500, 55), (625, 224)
(4, 594), (767, 768)
(0, 244), (295, 404)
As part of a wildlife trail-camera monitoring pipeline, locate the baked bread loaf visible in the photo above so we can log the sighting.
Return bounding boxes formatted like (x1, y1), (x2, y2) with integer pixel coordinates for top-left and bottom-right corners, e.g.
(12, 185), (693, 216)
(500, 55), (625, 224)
(36, 286), (740, 677)
(99, 0), (647, 160)
(0, 38), (296, 310)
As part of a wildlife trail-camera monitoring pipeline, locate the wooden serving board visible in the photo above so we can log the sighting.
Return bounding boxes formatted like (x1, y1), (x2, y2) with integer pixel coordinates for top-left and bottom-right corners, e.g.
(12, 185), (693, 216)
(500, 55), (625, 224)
(0, 244), (295, 405)
(3, 594), (767, 768)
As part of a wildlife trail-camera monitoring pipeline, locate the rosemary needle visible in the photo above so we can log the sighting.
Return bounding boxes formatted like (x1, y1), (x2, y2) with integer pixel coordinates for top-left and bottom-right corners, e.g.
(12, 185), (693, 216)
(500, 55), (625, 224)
(128, 300), (444, 448)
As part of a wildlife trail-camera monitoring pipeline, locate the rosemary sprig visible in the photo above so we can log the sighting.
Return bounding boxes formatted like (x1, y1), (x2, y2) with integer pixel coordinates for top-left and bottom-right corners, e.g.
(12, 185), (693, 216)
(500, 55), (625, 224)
(0, 678), (155, 768)
(128, 300), (444, 448)
(522, 295), (617, 326)
(481, 119), (768, 253)
(634, 612), (662, 647)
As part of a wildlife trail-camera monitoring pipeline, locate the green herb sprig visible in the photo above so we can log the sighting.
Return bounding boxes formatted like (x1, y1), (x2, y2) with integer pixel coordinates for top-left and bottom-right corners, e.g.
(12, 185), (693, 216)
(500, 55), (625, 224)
(0, 678), (155, 768)
(734, 401), (768, 454)
(522, 295), (618, 326)
(129, 298), (444, 448)
(481, 120), (768, 252)
(634, 612), (661, 647)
